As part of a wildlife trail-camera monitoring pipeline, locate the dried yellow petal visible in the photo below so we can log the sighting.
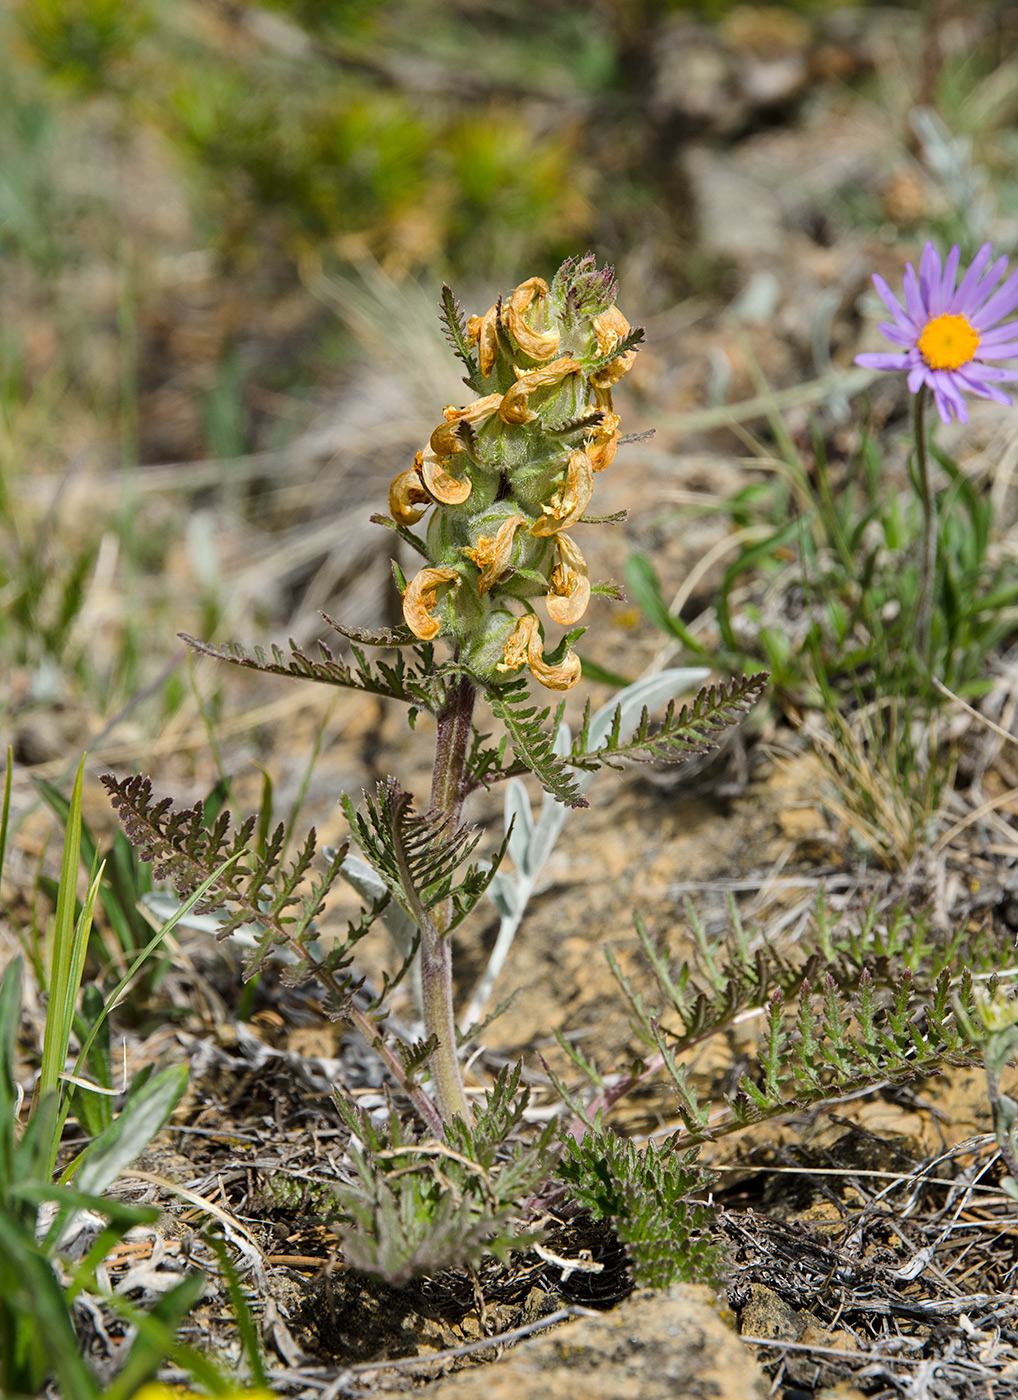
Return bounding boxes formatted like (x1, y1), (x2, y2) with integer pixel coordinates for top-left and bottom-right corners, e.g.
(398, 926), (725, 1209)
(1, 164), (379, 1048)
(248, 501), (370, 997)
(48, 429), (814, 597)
(591, 306), (637, 389)
(499, 356), (582, 426)
(504, 277), (560, 362)
(389, 466), (432, 525)
(467, 305), (499, 378)
(586, 410), (621, 472)
(530, 448), (594, 537)
(430, 392), (504, 456)
(593, 305), (630, 357)
(495, 612), (580, 690)
(528, 639), (581, 690)
(402, 567), (460, 641)
(419, 447), (471, 505)
(546, 532), (590, 625)
(496, 613), (537, 674)
(462, 514), (527, 594)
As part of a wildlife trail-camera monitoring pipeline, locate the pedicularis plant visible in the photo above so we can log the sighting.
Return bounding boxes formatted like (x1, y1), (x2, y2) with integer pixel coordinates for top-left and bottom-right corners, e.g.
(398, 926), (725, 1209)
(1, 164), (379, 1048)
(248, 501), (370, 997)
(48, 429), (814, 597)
(96, 252), (1018, 1297)
(102, 255), (765, 1138)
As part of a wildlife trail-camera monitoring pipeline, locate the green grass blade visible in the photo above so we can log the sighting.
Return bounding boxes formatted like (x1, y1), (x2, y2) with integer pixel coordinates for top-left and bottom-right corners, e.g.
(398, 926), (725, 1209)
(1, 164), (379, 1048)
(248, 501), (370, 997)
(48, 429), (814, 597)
(71, 984), (113, 1136)
(0, 1210), (99, 1400)
(625, 553), (712, 656)
(101, 1274), (226, 1400)
(577, 655), (633, 686)
(37, 755), (86, 1107)
(68, 1062), (188, 1198)
(43, 854), (106, 1176)
(0, 958), (25, 1198)
(205, 1231), (269, 1387)
(68, 849), (244, 1094)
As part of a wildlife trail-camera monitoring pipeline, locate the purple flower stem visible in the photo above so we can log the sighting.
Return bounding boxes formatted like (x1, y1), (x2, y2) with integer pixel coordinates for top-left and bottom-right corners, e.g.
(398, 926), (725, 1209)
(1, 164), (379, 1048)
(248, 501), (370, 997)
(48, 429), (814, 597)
(422, 671), (477, 1128)
(912, 386), (936, 673)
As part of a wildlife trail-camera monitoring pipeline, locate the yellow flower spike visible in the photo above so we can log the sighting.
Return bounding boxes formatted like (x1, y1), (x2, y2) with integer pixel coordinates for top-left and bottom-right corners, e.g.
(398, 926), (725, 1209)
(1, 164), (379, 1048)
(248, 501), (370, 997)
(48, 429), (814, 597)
(546, 531), (590, 625)
(499, 356), (583, 426)
(586, 410), (621, 473)
(430, 392), (504, 456)
(530, 447), (594, 537)
(389, 465), (432, 525)
(495, 613), (581, 690)
(590, 306), (637, 389)
(402, 567), (460, 640)
(418, 447), (472, 505)
(504, 277), (561, 362)
(467, 304), (499, 377)
(462, 514), (528, 594)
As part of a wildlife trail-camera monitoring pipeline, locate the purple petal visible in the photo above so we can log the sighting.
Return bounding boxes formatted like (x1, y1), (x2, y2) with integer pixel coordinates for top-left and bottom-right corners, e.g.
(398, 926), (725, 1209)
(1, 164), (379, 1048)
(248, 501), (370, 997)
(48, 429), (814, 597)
(961, 376), (1012, 406)
(872, 274), (915, 333)
(934, 369), (970, 408)
(902, 263), (927, 325)
(919, 243), (941, 311)
(966, 363), (1018, 383)
(967, 254), (1011, 312)
(972, 267), (1018, 329)
(934, 394), (965, 424)
(907, 365), (929, 394)
(855, 351), (910, 371)
(950, 243), (995, 313)
(876, 321), (916, 347)
(930, 245), (961, 316)
(976, 321), (1018, 346)
(975, 340), (1018, 360)
(930, 375), (967, 423)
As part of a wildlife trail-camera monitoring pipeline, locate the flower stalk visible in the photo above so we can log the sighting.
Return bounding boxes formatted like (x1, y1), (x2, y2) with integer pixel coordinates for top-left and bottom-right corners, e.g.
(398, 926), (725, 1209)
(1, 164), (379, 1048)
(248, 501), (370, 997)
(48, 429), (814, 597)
(422, 673), (477, 1126)
(912, 386), (936, 674)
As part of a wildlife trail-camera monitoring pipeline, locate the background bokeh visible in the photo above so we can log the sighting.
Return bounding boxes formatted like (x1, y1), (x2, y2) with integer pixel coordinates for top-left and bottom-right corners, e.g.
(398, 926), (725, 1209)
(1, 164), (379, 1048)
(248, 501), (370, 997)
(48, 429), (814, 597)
(3, 0), (1018, 759)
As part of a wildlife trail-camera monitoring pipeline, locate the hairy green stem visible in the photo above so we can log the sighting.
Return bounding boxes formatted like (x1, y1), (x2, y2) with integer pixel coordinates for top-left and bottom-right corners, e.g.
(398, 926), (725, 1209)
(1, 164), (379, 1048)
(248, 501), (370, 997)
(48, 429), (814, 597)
(421, 674), (476, 1127)
(913, 386), (936, 675)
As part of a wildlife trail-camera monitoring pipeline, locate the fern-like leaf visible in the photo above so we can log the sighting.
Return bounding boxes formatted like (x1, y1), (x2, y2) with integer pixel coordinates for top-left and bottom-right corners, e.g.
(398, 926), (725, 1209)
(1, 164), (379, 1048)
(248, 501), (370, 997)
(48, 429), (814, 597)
(101, 773), (361, 1009)
(342, 778), (502, 936)
(558, 1130), (722, 1288)
(181, 634), (442, 710)
(680, 965), (974, 1146)
(569, 672), (767, 771)
(483, 678), (587, 808)
(585, 325), (646, 379)
(331, 1087), (547, 1286)
(439, 283), (485, 392)
(321, 614), (416, 648)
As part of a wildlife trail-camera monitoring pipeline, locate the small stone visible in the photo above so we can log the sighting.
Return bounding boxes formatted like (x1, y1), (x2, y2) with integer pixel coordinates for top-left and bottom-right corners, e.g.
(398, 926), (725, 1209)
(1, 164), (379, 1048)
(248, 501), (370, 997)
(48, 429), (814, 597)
(416, 1284), (767, 1399)
(739, 1282), (804, 1341)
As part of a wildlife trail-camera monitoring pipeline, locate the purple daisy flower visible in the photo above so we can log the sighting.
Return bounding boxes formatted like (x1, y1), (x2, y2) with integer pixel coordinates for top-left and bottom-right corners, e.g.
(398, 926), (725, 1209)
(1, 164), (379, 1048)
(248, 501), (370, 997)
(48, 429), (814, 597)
(855, 242), (1018, 425)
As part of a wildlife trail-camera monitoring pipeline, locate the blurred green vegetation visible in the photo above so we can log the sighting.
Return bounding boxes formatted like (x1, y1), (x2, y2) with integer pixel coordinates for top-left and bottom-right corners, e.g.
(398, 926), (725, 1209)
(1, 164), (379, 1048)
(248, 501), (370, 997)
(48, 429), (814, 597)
(4, 0), (1017, 728)
(14, 0), (603, 280)
(11, 0), (904, 285)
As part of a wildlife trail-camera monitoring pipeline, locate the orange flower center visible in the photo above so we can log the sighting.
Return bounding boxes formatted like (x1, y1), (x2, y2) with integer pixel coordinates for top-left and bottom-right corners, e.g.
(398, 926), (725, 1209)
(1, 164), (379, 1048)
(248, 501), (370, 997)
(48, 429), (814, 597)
(917, 313), (980, 371)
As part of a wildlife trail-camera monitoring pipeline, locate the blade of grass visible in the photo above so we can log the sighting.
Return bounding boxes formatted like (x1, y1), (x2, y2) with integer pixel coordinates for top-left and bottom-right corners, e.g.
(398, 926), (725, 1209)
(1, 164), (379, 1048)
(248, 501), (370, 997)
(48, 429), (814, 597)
(205, 1231), (269, 1387)
(36, 755), (86, 1109)
(67, 849), (244, 1094)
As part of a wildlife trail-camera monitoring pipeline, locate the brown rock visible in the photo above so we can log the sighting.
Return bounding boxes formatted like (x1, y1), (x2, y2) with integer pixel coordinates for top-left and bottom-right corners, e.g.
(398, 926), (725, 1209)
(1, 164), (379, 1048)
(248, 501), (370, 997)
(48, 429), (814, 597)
(739, 1282), (805, 1341)
(416, 1285), (767, 1399)
(738, 1284), (857, 1389)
